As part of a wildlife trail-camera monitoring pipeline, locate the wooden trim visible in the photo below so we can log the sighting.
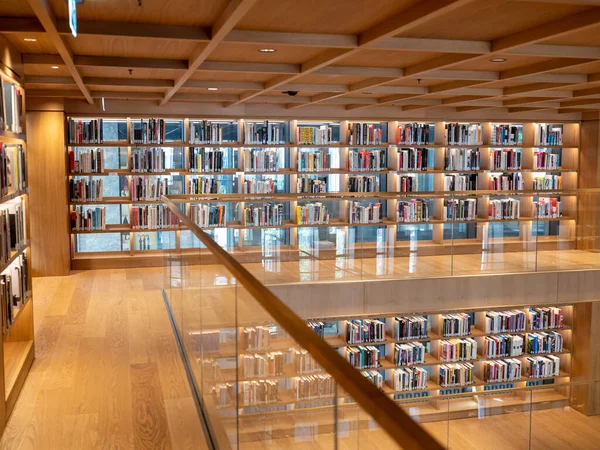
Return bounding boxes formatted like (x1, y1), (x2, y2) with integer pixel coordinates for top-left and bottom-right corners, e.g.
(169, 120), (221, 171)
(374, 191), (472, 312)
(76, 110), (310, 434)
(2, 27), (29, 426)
(161, 195), (443, 450)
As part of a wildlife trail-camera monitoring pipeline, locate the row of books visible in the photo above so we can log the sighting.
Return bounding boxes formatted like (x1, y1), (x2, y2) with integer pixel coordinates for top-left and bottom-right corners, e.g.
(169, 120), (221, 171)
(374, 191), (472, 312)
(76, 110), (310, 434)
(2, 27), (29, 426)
(68, 118), (102, 144)
(444, 198), (477, 221)
(490, 149), (522, 170)
(439, 362), (474, 387)
(69, 178), (103, 202)
(131, 205), (178, 230)
(526, 355), (560, 378)
(243, 326), (271, 351)
(484, 310), (526, 334)
(190, 177), (221, 195)
(534, 198), (562, 219)
(398, 175), (418, 192)
(442, 313), (471, 337)
(189, 148), (224, 173)
(444, 148), (480, 171)
(131, 148), (166, 173)
(245, 121), (286, 145)
(298, 149), (330, 172)
(363, 370), (384, 390)
(344, 345), (380, 369)
(244, 203), (284, 227)
(297, 125), (334, 145)
(444, 173), (478, 192)
(393, 342), (426, 366)
(212, 383), (235, 408)
(534, 151), (560, 170)
(528, 307), (563, 330)
(348, 149), (386, 172)
(488, 198), (520, 220)
(293, 374), (335, 400)
(345, 319), (385, 344)
(1, 254), (28, 335)
(297, 177), (326, 193)
(0, 145), (26, 196)
(348, 175), (380, 193)
(398, 148), (429, 171)
(533, 174), (561, 190)
(0, 201), (26, 265)
(307, 320), (325, 337)
(348, 202), (382, 224)
(397, 199), (430, 223)
(440, 338), (477, 362)
(491, 124), (522, 146)
(242, 179), (274, 194)
(245, 149), (279, 172)
(534, 124), (563, 146)
(527, 331), (563, 354)
(445, 123), (483, 145)
(489, 173), (524, 191)
(484, 359), (522, 382)
(294, 349), (321, 375)
(348, 123), (384, 145)
(71, 206), (106, 231)
(397, 123), (431, 145)
(241, 380), (279, 406)
(240, 352), (285, 379)
(131, 119), (166, 144)
(131, 176), (168, 201)
(68, 148), (104, 173)
(189, 120), (230, 145)
(1, 81), (23, 134)
(484, 334), (524, 358)
(190, 204), (226, 228)
(393, 316), (428, 340)
(390, 367), (428, 392)
(295, 202), (329, 225)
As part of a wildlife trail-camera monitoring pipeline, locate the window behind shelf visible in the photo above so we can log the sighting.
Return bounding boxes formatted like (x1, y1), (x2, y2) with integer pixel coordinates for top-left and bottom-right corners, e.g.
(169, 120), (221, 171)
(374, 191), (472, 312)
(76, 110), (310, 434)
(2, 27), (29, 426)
(489, 221), (520, 238)
(533, 220), (560, 237)
(75, 232), (130, 252)
(103, 119), (128, 141)
(443, 223), (477, 240)
(244, 228), (290, 247)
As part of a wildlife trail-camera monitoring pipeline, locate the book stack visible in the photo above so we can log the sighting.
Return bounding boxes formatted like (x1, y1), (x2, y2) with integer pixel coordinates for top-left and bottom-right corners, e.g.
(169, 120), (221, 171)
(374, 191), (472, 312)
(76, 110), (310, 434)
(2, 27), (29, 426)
(1, 145), (26, 195)
(444, 148), (480, 171)
(528, 307), (563, 330)
(397, 199), (429, 223)
(131, 148), (166, 173)
(189, 148), (223, 173)
(484, 359), (522, 382)
(491, 124), (522, 146)
(348, 149), (385, 171)
(131, 176), (168, 201)
(243, 178), (274, 194)
(240, 352), (285, 378)
(244, 203), (284, 227)
(397, 148), (429, 171)
(398, 175), (418, 192)
(241, 380), (279, 406)
(190, 204), (226, 228)
(307, 320), (325, 337)
(130, 118), (165, 144)
(344, 346), (380, 368)
(533, 174), (561, 190)
(189, 120), (226, 144)
(245, 149), (279, 172)
(131, 205), (178, 230)
(490, 149), (522, 170)
(348, 122), (383, 145)
(445, 123), (482, 145)
(488, 198), (520, 220)
(393, 316), (428, 340)
(189, 330), (220, 354)
(444, 173), (478, 192)
(0, 202), (26, 263)
(440, 338), (478, 362)
(294, 349), (321, 375)
(345, 319), (385, 344)
(297, 125), (334, 145)
(527, 332), (563, 354)
(489, 173), (524, 191)
(348, 175), (380, 192)
(444, 199), (477, 221)
(484, 310), (526, 334)
(390, 367), (428, 391)
(68, 118), (102, 144)
(297, 176), (326, 194)
(439, 363), (475, 387)
(298, 149), (330, 172)
(534, 151), (560, 170)
(535, 124), (563, 146)
(363, 371), (384, 390)
(201, 359), (221, 381)
(295, 202), (329, 225)
(393, 342), (425, 366)
(292, 374), (334, 400)
(348, 202), (382, 224)
(245, 121), (286, 145)
(71, 206), (106, 231)
(1, 81), (23, 134)
(69, 148), (104, 173)
(70, 178), (103, 202)
(484, 335), (524, 358)
(243, 326), (271, 351)
(0, 253), (28, 334)
(397, 123), (430, 145)
(441, 313), (471, 337)
(534, 197), (562, 219)
(189, 177), (221, 195)
(212, 383), (235, 408)
(526, 355), (560, 378)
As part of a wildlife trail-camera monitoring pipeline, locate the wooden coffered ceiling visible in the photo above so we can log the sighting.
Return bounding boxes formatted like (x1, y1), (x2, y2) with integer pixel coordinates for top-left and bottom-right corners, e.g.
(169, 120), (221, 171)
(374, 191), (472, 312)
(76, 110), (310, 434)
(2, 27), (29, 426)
(3, 0), (600, 116)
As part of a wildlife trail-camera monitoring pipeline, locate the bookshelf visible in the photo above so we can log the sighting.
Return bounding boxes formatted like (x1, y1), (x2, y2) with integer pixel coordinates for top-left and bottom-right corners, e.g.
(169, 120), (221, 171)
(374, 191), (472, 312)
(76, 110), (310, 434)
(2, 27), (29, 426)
(0, 73), (34, 426)
(65, 118), (580, 269)
(191, 303), (574, 443)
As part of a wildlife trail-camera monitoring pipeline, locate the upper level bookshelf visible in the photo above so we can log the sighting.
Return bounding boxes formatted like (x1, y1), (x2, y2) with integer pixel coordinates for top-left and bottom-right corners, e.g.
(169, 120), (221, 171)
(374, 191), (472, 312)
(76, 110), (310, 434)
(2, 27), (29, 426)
(64, 117), (580, 267)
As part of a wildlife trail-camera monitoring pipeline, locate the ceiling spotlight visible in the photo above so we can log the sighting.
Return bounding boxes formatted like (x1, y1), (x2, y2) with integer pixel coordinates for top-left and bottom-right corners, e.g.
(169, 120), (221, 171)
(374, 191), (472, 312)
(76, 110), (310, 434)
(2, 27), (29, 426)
(207, 87), (218, 91)
(490, 58), (507, 63)
(51, 65), (59, 69)
(23, 38), (37, 42)
(259, 48), (276, 53)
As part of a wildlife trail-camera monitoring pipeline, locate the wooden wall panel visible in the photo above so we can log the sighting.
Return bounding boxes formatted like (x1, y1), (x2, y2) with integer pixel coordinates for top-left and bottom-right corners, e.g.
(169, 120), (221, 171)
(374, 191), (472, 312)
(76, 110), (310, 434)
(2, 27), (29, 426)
(578, 119), (600, 250)
(572, 302), (600, 416)
(26, 100), (70, 276)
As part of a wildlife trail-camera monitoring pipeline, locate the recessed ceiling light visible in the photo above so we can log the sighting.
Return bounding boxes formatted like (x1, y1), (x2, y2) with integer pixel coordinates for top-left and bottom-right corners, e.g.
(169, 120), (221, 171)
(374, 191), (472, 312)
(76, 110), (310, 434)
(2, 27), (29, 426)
(207, 87), (218, 91)
(259, 48), (276, 53)
(51, 65), (59, 69)
(490, 58), (507, 63)
(23, 38), (37, 42)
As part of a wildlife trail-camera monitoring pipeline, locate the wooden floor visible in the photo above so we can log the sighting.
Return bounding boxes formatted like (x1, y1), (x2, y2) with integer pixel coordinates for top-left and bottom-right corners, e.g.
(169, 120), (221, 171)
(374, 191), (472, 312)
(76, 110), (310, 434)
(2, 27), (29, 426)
(0, 269), (208, 450)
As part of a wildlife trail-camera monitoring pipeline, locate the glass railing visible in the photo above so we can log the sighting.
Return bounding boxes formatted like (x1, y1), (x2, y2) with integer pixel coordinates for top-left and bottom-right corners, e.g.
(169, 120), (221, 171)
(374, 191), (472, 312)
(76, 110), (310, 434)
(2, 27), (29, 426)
(161, 196), (444, 449)
(164, 188), (600, 286)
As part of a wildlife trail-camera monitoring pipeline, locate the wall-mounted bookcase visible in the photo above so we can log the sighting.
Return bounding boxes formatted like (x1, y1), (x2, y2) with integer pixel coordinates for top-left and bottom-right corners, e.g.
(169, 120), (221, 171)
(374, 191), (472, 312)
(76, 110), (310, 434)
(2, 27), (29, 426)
(191, 303), (574, 444)
(64, 117), (580, 269)
(0, 74), (33, 428)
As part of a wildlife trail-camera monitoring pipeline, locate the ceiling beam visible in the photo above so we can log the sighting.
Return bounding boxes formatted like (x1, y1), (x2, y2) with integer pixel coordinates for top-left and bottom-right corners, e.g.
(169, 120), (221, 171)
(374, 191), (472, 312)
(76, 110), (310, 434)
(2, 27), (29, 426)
(507, 44), (600, 59)
(503, 83), (575, 96)
(224, 30), (357, 48)
(499, 58), (594, 80)
(370, 36), (489, 53)
(160, 0), (257, 105)
(25, 0), (93, 104)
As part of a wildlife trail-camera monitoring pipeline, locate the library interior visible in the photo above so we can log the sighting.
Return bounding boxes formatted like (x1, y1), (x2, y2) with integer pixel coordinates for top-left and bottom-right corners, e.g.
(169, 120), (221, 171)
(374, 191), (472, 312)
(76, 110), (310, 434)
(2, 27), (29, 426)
(2, 0), (600, 448)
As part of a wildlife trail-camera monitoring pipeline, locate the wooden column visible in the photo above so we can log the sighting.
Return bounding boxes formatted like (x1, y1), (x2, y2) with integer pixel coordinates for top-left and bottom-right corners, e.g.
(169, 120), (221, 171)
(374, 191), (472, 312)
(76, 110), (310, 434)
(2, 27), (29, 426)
(577, 117), (600, 250)
(571, 302), (600, 415)
(26, 98), (70, 276)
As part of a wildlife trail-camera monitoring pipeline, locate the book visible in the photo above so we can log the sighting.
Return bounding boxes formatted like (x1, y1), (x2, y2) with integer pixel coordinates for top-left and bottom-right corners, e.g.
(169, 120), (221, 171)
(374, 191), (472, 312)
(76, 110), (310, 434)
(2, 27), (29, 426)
(527, 307), (563, 331)
(534, 197), (562, 219)
(189, 120), (231, 145)
(297, 125), (334, 145)
(345, 319), (385, 344)
(397, 148), (429, 171)
(292, 374), (334, 400)
(189, 148), (224, 173)
(398, 175), (418, 192)
(393, 342), (425, 366)
(71, 206), (106, 231)
(190, 204), (226, 228)
(440, 338), (478, 362)
(298, 149), (330, 172)
(296, 176), (326, 194)
(444, 199), (477, 221)
(245, 149), (279, 172)
(294, 349), (321, 374)
(534, 150), (560, 170)
(534, 124), (563, 146)
(439, 362), (475, 387)
(243, 326), (271, 351)
(484, 358), (522, 382)
(348, 149), (385, 172)
(70, 178), (103, 202)
(68, 148), (104, 173)
(1, 81), (23, 134)
(397, 199), (429, 223)
(240, 352), (284, 378)
(525, 355), (560, 378)
(484, 334), (524, 358)
(245, 121), (286, 145)
(488, 198), (520, 220)
(445, 148), (480, 171)
(0, 253), (28, 335)
(484, 310), (526, 333)
(131, 148), (166, 173)
(344, 345), (380, 369)
(131, 176), (168, 201)
(189, 176), (221, 195)
(295, 202), (329, 225)
(244, 203), (284, 227)
(390, 367), (428, 391)
(526, 331), (563, 354)
(349, 122), (384, 145)
(489, 149), (522, 170)
(68, 118), (102, 144)
(491, 124), (522, 146)
(533, 174), (561, 190)
(489, 173), (523, 191)
(130, 118), (165, 144)
(445, 123), (482, 145)
(397, 123), (430, 145)
(441, 313), (471, 337)
(348, 202), (382, 224)
(444, 174), (478, 192)
(348, 175), (380, 193)
(131, 205), (178, 230)
(393, 316), (428, 340)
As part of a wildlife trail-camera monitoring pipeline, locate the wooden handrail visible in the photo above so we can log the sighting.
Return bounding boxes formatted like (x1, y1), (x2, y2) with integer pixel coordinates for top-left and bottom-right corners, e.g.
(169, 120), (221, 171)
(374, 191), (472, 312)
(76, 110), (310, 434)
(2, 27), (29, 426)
(162, 195), (444, 450)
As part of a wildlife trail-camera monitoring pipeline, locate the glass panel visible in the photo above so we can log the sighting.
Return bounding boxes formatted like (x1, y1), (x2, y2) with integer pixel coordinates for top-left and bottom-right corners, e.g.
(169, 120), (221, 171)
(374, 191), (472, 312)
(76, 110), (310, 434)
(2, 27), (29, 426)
(75, 232), (130, 252)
